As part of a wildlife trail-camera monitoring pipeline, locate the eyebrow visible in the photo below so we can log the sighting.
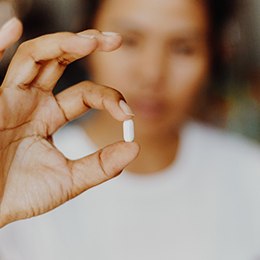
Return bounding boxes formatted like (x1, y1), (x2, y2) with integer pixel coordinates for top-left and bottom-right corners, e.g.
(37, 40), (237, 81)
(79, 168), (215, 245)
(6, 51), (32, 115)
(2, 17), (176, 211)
(110, 20), (209, 40)
(119, 29), (209, 44)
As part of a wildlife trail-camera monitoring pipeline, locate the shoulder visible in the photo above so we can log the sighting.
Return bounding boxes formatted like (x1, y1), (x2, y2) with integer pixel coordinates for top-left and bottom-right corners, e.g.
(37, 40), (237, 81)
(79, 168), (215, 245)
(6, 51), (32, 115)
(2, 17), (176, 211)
(182, 121), (260, 170)
(185, 121), (260, 154)
(180, 121), (260, 211)
(187, 122), (260, 217)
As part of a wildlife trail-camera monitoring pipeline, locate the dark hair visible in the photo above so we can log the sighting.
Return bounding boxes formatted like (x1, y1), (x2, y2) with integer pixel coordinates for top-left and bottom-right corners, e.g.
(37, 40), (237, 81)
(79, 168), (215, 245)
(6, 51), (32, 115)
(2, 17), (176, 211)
(81, 0), (102, 29)
(82, 0), (237, 30)
(206, 1), (238, 79)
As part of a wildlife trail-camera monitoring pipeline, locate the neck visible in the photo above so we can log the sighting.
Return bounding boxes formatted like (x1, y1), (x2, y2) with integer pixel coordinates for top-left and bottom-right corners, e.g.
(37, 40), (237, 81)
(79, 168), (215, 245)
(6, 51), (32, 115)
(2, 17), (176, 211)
(83, 111), (180, 175)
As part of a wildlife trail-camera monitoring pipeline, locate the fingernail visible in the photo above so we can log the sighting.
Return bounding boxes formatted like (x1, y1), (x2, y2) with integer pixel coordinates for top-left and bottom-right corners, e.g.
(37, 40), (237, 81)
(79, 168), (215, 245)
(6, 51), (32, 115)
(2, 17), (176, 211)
(119, 100), (135, 116)
(1, 17), (17, 31)
(102, 31), (120, 37)
(77, 32), (96, 39)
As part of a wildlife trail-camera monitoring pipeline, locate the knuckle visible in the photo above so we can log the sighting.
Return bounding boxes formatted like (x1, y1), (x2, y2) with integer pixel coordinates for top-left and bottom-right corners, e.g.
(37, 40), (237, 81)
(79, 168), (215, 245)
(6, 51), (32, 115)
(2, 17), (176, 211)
(56, 56), (71, 66)
(79, 80), (92, 88)
(17, 40), (33, 52)
(85, 29), (101, 35)
(106, 86), (124, 101)
(17, 40), (41, 64)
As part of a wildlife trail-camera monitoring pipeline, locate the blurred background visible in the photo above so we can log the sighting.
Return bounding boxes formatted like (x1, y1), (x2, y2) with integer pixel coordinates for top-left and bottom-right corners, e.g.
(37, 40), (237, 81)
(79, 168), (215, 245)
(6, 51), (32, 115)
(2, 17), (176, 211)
(0, 0), (87, 95)
(0, 0), (259, 141)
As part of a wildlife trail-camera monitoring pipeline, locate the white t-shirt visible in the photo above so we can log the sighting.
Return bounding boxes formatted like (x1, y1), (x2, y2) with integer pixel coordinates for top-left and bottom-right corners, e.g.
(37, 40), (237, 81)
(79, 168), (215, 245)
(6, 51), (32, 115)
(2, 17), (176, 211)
(0, 121), (260, 260)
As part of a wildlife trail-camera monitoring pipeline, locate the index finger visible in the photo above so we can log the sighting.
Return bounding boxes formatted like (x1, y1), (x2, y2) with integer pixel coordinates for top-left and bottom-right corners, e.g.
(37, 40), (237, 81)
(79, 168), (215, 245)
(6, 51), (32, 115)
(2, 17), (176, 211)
(1, 30), (122, 90)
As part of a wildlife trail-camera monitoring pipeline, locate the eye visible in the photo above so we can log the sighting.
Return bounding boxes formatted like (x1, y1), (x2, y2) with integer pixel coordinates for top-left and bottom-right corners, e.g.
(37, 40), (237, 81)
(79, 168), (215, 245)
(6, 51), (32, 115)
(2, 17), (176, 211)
(170, 42), (196, 56)
(122, 35), (140, 48)
(177, 45), (195, 55)
(175, 45), (195, 55)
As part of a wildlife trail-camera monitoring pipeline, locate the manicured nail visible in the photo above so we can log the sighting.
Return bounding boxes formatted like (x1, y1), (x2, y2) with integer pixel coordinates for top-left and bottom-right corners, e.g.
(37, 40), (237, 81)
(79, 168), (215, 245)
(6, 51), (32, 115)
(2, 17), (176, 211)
(102, 31), (120, 37)
(119, 100), (135, 116)
(77, 32), (96, 39)
(1, 17), (18, 31)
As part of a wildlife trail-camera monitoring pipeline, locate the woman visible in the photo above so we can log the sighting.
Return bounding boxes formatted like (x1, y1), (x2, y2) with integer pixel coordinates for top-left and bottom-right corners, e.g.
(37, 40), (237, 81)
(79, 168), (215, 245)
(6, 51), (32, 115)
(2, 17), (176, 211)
(1, 0), (260, 259)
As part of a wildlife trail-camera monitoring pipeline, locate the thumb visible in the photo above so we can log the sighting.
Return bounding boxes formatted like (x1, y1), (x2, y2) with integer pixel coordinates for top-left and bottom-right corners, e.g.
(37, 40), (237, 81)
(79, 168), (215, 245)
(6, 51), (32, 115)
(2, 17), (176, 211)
(0, 17), (23, 59)
(68, 141), (139, 195)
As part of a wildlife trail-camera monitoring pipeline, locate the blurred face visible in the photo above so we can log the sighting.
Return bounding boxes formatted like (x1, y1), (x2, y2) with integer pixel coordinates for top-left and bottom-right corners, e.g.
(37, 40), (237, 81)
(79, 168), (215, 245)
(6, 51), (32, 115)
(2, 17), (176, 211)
(88, 0), (210, 137)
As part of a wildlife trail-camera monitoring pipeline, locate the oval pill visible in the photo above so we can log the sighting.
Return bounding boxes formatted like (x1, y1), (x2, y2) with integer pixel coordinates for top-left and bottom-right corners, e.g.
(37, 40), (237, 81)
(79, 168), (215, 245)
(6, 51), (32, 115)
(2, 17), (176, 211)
(123, 119), (135, 142)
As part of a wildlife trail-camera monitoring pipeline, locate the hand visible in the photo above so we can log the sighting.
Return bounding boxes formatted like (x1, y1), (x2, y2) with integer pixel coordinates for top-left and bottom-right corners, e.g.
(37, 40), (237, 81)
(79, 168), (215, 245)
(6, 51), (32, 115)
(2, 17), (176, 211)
(0, 17), (23, 60)
(0, 30), (139, 227)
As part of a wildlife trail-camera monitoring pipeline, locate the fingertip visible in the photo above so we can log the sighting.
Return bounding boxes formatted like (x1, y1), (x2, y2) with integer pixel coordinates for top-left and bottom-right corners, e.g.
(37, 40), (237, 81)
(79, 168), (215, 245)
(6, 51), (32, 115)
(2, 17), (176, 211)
(100, 32), (122, 51)
(122, 141), (140, 159)
(12, 17), (23, 29)
(69, 141), (140, 191)
(2, 17), (23, 36)
(0, 17), (23, 50)
(62, 33), (98, 56)
(101, 141), (140, 175)
(14, 17), (23, 34)
(104, 95), (135, 122)
(11, 18), (23, 43)
(119, 100), (135, 117)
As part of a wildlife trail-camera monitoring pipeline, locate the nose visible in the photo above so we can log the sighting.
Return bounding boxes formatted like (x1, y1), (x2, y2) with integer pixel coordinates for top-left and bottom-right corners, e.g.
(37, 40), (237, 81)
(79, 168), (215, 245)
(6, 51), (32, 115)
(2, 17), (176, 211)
(137, 43), (167, 91)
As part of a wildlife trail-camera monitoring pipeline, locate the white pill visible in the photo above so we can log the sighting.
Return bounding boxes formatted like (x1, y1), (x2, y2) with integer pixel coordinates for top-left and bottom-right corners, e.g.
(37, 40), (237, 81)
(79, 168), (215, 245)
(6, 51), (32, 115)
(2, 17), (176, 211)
(123, 119), (135, 142)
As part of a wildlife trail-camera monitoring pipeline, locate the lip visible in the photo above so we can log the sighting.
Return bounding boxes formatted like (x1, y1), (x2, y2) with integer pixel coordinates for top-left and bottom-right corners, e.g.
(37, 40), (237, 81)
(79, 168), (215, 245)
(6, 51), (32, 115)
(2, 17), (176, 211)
(131, 98), (167, 120)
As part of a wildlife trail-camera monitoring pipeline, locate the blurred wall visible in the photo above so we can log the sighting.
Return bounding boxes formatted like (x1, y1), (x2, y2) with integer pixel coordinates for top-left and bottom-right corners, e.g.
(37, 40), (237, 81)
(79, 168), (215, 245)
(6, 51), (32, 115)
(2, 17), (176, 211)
(0, 0), (86, 93)
(225, 0), (260, 142)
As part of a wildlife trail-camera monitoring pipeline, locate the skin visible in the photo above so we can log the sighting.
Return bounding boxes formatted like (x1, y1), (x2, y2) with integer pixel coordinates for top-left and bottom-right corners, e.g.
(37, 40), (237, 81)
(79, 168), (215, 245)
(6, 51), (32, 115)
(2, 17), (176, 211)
(0, 17), (22, 59)
(0, 23), (139, 227)
(85, 0), (211, 173)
